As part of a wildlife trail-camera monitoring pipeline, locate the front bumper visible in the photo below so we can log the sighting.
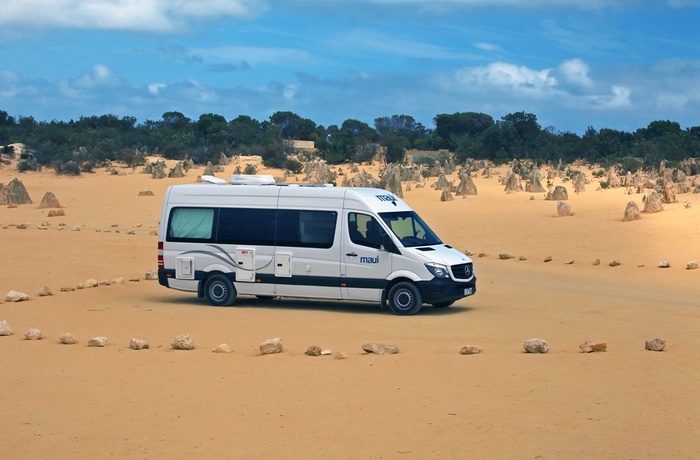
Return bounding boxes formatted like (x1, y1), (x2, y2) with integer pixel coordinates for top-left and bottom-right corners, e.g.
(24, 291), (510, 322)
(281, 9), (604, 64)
(417, 276), (477, 305)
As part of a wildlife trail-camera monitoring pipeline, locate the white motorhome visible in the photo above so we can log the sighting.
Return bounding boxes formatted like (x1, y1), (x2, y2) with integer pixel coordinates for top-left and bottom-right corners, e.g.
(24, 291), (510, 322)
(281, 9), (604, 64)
(157, 175), (476, 315)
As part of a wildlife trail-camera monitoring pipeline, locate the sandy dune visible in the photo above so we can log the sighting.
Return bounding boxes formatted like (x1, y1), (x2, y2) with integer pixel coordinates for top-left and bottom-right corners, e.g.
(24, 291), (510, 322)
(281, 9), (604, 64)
(1, 157), (699, 459)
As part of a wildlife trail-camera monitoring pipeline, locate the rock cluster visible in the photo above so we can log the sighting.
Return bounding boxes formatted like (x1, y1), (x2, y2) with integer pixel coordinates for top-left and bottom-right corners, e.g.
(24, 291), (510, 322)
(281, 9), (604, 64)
(523, 338), (549, 354)
(88, 336), (108, 347)
(38, 191), (61, 209)
(212, 343), (232, 353)
(171, 334), (195, 350)
(456, 171), (478, 196)
(459, 345), (482, 355)
(24, 328), (43, 340)
(303, 160), (336, 185)
(6, 290), (29, 302)
(47, 209), (65, 217)
(556, 201), (573, 217)
(643, 190), (664, 213)
(645, 338), (665, 352)
(579, 340), (607, 353)
(378, 163), (403, 198)
(1, 178), (32, 205)
(503, 171), (522, 193)
(168, 163), (185, 178)
(622, 201), (641, 222)
(546, 185), (568, 201)
(305, 345), (323, 356)
(260, 337), (284, 355)
(361, 343), (400, 355)
(342, 169), (378, 188)
(526, 170), (546, 193)
(129, 338), (150, 350)
(0, 320), (14, 336)
(59, 333), (77, 344)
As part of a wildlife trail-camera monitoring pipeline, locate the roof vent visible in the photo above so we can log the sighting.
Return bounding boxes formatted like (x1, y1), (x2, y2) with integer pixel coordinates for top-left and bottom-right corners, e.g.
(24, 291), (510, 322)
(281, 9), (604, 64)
(229, 174), (276, 185)
(199, 175), (227, 184)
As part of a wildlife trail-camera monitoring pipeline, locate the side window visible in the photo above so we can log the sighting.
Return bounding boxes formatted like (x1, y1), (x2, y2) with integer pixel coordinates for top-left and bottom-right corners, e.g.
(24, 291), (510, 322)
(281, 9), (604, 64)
(348, 213), (385, 249)
(217, 208), (276, 245)
(277, 210), (337, 248)
(167, 207), (215, 242)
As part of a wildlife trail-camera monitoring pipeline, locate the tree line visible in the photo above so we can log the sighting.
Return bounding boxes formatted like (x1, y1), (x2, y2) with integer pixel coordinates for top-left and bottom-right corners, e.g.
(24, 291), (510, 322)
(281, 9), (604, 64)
(0, 109), (698, 174)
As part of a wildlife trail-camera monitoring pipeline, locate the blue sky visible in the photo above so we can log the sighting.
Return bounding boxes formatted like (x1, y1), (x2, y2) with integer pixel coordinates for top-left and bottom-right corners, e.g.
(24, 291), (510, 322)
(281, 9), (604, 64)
(1, 0), (699, 135)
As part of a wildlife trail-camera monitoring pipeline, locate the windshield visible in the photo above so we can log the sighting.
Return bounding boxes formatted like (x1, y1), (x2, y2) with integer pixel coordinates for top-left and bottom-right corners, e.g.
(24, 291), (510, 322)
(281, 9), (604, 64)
(379, 211), (442, 247)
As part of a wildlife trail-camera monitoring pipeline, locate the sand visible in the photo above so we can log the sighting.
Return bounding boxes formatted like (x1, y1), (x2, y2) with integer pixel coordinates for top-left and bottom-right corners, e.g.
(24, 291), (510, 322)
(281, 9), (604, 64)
(1, 156), (699, 459)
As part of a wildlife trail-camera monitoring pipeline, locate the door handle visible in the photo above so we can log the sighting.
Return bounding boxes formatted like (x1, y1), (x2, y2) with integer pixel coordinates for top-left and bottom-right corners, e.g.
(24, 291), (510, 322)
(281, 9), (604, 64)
(345, 252), (358, 257)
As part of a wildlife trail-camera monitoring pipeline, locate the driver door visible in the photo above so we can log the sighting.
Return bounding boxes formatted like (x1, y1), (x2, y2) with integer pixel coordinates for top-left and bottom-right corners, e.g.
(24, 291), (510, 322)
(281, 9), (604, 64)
(341, 212), (393, 301)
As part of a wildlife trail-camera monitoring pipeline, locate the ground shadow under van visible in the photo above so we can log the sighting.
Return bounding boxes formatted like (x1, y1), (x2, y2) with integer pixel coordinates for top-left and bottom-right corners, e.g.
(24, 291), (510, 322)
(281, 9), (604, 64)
(149, 294), (471, 316)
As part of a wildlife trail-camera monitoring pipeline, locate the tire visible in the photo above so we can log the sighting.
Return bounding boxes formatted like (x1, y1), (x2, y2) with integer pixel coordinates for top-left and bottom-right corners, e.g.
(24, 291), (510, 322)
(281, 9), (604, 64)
(203, 274), (236, 306)
(387, 281), (422, 315)
(432, 301), (455, 308)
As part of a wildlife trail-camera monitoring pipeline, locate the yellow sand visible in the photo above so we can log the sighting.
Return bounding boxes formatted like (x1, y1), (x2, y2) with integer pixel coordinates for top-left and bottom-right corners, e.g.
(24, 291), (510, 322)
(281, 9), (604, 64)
(1, 156), (699, 459)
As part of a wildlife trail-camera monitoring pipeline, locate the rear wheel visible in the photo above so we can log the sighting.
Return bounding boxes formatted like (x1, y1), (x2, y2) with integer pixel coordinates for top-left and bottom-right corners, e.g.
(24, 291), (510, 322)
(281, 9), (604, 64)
(204, 274), (236, 306)
(387, 281), (422, 315)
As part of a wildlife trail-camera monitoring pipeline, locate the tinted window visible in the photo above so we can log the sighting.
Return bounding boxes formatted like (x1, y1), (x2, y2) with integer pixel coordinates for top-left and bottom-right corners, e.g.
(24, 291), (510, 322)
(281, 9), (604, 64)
(167, 207), (215, 242)
(380, 211), (442, 247)
(348, 212), (386, 249)
(217, 208), (276, 246)
(277, 210), (337, 248)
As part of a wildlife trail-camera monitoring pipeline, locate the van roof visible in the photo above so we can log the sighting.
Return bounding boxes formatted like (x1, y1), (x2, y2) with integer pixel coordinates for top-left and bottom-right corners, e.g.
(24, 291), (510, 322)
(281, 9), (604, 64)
(166, 183), (413, 213)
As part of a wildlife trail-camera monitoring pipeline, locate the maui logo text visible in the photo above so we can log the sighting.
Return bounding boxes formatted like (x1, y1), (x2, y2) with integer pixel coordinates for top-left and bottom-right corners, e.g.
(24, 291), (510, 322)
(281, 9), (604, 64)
(360, 256), (380, 264)
(375, 194), (395, 202)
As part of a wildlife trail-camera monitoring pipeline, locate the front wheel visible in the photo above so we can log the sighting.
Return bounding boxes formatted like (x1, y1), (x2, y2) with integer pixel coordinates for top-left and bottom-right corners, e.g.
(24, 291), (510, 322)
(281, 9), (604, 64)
(387, 281), (422, 315)
(204, 274), (236, 306)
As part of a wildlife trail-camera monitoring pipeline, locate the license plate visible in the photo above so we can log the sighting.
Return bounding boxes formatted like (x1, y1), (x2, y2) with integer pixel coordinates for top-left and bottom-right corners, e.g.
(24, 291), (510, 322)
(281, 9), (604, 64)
(464, 288), (473, 295)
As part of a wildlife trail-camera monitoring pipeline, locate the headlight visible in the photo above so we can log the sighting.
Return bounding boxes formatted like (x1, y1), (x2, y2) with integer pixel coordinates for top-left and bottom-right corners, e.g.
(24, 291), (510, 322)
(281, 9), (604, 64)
(425, 262), (450, 278)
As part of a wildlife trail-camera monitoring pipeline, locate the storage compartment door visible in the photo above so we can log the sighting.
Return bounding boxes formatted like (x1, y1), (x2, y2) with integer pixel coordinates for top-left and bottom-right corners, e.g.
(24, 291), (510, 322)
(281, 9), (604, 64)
(175, 257), (195, 279)
(235, 248), (255, 282)
(275, 253), (292, 277)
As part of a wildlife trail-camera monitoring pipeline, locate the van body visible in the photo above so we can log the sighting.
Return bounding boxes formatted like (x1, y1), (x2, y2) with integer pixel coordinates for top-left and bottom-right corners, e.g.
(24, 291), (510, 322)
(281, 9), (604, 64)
(157, 176), (476, 315)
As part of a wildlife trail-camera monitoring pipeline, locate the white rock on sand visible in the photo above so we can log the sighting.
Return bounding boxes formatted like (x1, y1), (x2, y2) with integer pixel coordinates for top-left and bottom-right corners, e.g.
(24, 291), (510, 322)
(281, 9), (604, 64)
(24, 328), (43, 340)
(171, 334), (195, 350)
(0, 320), (14, 336)
(6, 290), (29, 302)
(59, 333), (77, 344)
(87, 336), (108, 347)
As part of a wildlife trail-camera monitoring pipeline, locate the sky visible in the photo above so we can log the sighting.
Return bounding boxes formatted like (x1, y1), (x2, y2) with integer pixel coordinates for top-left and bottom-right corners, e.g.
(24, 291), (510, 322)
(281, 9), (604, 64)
(0, 0), (699, 135)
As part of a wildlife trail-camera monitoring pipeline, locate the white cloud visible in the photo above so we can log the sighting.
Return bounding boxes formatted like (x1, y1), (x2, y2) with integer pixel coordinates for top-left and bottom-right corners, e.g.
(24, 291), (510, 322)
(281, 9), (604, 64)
(0, 0), (262, 32)
(474, 42), (501, 52)
(56, 64), (122, 100)
(282, 84), (298, 101)
(183, 79), (219, 103)
(453, 62), (556, 95)
(148, 83), (167, 95)
(73, 64), (120, 89)
(586, 85), (631, 108)
(558, 59), (593, 88)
